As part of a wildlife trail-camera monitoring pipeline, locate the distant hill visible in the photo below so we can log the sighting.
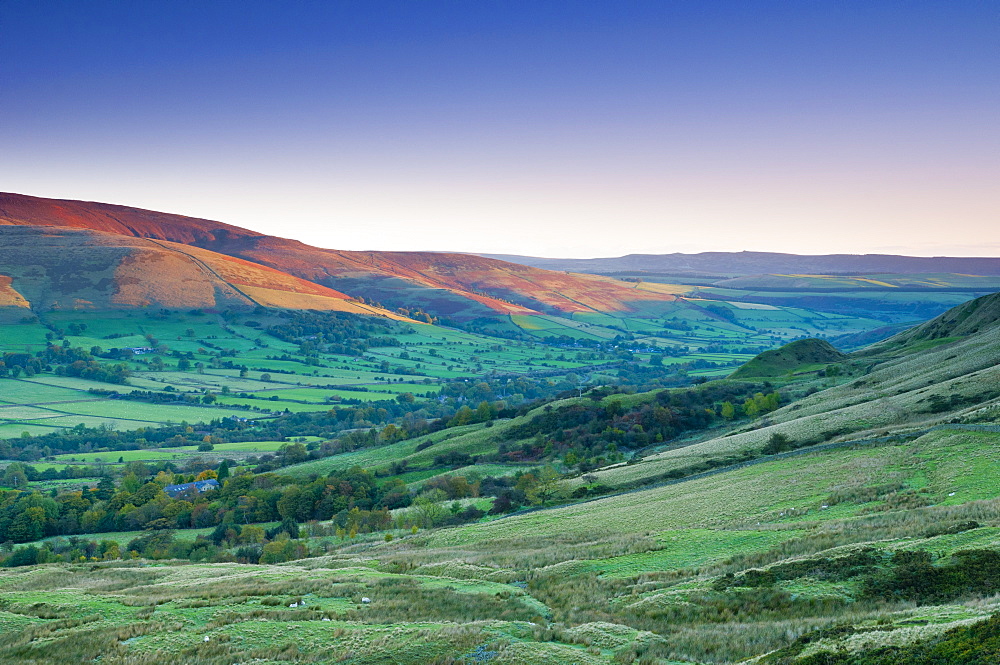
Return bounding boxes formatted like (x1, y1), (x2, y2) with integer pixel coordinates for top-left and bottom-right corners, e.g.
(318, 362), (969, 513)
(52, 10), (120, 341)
(480, 251), (1000, 277)
(868, 290), (1000, 349)
(729, 338), (847, 378)
(0, 192), (681, 320)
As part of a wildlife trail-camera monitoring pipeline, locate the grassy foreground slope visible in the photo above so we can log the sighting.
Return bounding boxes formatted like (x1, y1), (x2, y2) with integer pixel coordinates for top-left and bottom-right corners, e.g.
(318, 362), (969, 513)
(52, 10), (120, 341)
(3, 431), (999, 662)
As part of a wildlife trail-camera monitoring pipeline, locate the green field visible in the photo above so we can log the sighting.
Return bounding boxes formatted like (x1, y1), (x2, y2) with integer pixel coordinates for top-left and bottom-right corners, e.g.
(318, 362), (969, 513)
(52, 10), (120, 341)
(45, 440), (296, 465)
(0, 311), (645, 437)
(2, 275), (972, 442)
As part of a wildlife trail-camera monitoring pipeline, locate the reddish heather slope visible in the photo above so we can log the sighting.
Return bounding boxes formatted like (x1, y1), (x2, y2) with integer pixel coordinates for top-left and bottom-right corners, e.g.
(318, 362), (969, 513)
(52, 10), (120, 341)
(0, 192), (677, 319)
(0, 224), (409, 318)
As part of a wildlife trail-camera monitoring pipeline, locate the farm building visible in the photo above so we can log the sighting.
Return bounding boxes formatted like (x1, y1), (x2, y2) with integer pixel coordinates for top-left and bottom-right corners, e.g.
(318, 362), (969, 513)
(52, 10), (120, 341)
(164, 478), (220, 498)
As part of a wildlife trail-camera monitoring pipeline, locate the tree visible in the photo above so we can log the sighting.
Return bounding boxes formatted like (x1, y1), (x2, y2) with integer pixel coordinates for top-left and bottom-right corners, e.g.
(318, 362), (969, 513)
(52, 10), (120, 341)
(448, 405), (474, 427)
(2, 463), (28, 489)
(279, 443), (308, 465)
(474, 401), (495, 423)
(763, 432), (794, 454)
(120, 472), (142, 494)
(132, 482), (164, 506)
(95, 475), (116, 500)
(217, 460), (230, 480)
(524, 466), (565, 506)
(412, 489), (448, 528)
(238, 524), (264, 544)
(8, 506), (46, 542)
(154, 471), (175, 486)
(720, 401), (736, 420)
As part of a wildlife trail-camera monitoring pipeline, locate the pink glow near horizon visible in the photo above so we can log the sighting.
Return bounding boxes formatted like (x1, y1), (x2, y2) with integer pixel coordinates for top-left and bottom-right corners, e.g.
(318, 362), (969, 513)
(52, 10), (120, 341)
(1, 2), (996, 258)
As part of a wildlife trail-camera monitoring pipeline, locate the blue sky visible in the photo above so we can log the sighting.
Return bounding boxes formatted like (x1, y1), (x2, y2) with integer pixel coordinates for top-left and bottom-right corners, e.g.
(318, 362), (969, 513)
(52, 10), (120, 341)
(2, 1), (997, 257)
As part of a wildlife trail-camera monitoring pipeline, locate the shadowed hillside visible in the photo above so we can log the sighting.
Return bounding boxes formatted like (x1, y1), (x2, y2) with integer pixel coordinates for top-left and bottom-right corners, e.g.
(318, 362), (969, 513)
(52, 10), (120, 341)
(868, 291), (1000, 348)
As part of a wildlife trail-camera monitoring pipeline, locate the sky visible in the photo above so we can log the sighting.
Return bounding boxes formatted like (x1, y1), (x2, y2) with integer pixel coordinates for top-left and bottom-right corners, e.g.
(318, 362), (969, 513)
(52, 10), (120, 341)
(1, 1), (997, 258)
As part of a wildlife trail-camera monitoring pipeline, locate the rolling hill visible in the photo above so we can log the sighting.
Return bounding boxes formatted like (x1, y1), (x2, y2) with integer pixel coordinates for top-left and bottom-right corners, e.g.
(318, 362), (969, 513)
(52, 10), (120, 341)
(869, 290), (1000, 345)
(480, 251), (1000, 276)
(0, 225), (410, 319)
(3, 192), (906, 357)
(0, 192), (681, 321)
(729, 338), (846, 378)
(583, 288), (1000, 492)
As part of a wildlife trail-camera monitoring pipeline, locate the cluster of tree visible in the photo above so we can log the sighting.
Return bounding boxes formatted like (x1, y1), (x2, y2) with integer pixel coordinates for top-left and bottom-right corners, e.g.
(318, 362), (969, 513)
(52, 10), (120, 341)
(391, 468), (566, 517)
(0, 518), (310, 567)
(0, 461), (530, 566)
(0, 343), (129, 383)
(0, 351), (45, 377)
(1, 538), (123, 567)
(0, 462), (421, 544)
(87, 388), (212, 405)
(265, 310), (402, 357)
(1, 462), (100, 487)
(56, 359), (131, 384)
(499, 382), (782, 469)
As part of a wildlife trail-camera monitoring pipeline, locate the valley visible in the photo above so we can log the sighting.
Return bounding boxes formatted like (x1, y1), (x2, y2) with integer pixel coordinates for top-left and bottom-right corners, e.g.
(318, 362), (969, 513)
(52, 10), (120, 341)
(1, 196), (999, 664)
(5, 3), (995, 663)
